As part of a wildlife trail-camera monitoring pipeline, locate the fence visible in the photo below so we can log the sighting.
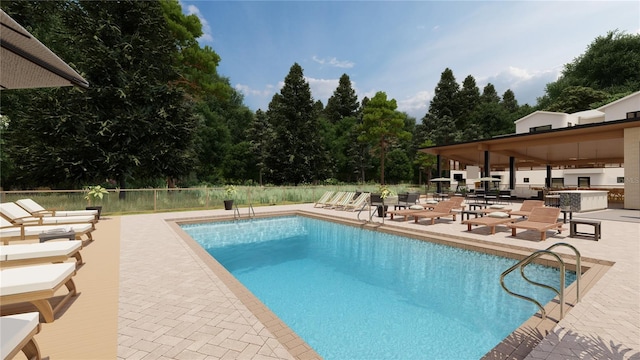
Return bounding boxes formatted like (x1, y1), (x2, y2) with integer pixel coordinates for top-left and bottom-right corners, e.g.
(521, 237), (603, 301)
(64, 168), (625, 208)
(0, 185), (426, 215)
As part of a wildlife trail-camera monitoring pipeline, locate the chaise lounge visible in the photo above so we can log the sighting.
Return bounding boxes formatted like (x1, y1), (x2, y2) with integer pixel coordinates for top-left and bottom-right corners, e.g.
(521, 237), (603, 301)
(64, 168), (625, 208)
(510, 200), (545, 218)
(1, 202), (96, 226)
(16, 198), (99, 221)
(0, 217), (94, 245)
(313, 191), (335, 208)
(462, 211), (516, 234)
(411, 201), (457, 225)
(0, 312), (41, 360)
(1, 240), (84, 268)
(0, 262), (78, 323)
(507, 207), (564, 241)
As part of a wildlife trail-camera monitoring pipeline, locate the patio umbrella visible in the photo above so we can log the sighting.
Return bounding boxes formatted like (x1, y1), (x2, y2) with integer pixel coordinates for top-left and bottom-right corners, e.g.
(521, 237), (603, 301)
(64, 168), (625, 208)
(0, 10), (89, 90)
(430, 177), (451, 182)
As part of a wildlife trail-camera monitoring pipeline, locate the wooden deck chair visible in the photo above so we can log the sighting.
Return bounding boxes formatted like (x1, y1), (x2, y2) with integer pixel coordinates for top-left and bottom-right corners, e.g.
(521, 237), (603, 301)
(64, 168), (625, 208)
(0, 312), (41, 360)
(0, 263), (77, 323)
(388, 204), (428, 221)
(462, 212), (516, 234)
(340, 192), (370, 211)
(1, 217), (94, 245)
(1, 202), (96, 226)
(510, 200), (544, 218)
(329, 192), (355, 209)
(425, 196), (466, 211)
(1, 241), (83, 268)
(507, 207), (564, 241)
(411, 201), (457, 224)
(476, 205), (512, 215)
(313, 191), (335, 208)
(16, 198), (99, 221)
(321, 192), (346, 208)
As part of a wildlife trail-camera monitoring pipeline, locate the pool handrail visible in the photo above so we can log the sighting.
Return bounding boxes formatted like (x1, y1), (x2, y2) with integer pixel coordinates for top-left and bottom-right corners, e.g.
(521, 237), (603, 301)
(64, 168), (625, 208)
(500, 242), (581, 320)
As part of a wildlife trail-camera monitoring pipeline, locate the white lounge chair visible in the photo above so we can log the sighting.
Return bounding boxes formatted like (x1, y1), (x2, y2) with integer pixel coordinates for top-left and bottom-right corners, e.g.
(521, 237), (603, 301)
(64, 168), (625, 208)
(0, 202), (96, 226)
(16, 198), (99, 220)
(1, 240), (83, 268)
(0, 312), (41, 360)
(0, 262), (77, 323)
(0, 217), (94, 245)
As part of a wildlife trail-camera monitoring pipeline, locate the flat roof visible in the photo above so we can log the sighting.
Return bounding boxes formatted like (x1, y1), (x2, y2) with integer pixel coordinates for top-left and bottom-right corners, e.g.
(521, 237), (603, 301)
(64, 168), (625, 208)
(420, 118), (640, 169)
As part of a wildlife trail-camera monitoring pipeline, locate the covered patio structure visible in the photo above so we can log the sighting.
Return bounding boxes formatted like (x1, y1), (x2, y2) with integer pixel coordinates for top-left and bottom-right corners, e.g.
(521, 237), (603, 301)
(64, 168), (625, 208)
(419, 117), (640, 210)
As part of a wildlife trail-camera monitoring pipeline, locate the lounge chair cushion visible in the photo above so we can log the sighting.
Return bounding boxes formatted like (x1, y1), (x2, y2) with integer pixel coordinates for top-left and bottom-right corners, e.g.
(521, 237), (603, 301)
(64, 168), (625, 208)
(488, 211), (510, 218)
(489, 205), (505, 209)
(0, 312), (39, 359)
(409, 205), (424, 210)
(0, 241), (82, 261)
(0, 262), (75, 295)
(0, 222), (92, 239)
(16, 198), (98, 217)
(426, 200), (438, 204)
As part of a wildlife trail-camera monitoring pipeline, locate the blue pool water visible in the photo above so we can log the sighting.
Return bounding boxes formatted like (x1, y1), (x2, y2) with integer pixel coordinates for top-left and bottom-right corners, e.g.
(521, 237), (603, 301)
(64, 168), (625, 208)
(183, 216), (575, 359)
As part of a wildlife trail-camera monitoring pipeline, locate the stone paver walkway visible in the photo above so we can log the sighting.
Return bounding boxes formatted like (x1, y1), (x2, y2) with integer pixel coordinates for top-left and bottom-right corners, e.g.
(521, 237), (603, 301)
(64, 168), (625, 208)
(117, 203), (640, 359)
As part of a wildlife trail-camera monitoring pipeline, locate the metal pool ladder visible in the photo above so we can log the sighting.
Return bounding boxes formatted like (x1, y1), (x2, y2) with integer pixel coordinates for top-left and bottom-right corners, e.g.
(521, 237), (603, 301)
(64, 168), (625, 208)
(357, 203), (382, 223)
(500, 242), (581, 320)
(233, 203), (255, 220)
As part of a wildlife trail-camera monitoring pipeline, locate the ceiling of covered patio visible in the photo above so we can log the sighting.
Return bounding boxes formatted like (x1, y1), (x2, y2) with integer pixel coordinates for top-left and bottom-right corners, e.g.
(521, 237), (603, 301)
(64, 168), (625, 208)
(420, 118), (639, 170)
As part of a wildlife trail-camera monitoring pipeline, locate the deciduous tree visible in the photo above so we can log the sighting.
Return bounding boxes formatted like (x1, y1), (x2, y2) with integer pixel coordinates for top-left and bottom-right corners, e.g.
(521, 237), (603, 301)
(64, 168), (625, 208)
(358, 92), (411, 185)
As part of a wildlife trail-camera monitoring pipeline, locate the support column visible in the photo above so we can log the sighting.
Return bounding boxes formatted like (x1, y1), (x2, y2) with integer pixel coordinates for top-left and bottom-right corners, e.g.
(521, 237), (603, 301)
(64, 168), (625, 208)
(509, 156), (515, 190)
(546, 165), (552, 188)
(436, 155), (442, 193)
(484, 151), (490, 192)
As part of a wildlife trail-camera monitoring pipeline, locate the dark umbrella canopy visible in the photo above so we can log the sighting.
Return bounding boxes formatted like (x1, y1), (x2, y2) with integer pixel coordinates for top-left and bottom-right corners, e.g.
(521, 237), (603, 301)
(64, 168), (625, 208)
(0, 9), (89, 90)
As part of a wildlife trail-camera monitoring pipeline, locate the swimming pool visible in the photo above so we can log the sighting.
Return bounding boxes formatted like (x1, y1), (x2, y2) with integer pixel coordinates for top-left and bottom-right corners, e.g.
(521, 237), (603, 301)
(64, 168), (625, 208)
(182, 216), (576, 359)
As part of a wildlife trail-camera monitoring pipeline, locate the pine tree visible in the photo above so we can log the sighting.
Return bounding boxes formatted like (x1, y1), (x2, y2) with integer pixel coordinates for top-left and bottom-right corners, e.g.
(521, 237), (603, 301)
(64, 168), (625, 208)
(264, 63), (323, 184)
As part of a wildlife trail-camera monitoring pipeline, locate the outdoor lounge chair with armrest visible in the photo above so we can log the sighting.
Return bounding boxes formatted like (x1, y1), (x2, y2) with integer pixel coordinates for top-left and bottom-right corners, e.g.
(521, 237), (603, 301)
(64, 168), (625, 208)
(411, 201), (457, 225)
(1, 202), (96, 226)
(0, 217), (94, 245)
(0, 312), (41, 360)
(507, 207), (565, 241)
(0, 262), (77, 323)
(462, 211), (516, 234)
(16, 198), (99, 221)
(395, 193), (420, 209)
(510, 200), (544, 218)
(313, 191), (335, 208)
(0, 240), (83, 268)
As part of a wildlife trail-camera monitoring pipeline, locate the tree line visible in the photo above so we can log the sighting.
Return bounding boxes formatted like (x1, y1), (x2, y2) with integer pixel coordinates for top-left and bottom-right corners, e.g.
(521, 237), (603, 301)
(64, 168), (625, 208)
(1, 0), (638, 190)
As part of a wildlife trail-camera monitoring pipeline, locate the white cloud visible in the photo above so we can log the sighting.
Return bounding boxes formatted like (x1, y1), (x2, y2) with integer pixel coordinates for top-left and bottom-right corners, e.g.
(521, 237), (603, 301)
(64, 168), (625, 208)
(480, 66), (562, 105)
(305, 77), (340, 102)
(235, 84), (273, 98)
(185, 4), (214, 43)
(397, 91), (432, 119)
(311, 56), (355, 69)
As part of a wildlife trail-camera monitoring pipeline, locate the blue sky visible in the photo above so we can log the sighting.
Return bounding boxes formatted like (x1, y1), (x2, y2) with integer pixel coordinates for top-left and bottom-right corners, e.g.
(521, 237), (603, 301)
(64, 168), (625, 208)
(179, 1), (640, 119)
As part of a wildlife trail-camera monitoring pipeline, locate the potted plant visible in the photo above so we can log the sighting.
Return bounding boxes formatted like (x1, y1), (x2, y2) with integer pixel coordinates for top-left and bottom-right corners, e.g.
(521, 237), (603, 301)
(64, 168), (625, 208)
(84, 185), (109, 219)
(223, 185), (237, 210)
(377, 185), (393, 217)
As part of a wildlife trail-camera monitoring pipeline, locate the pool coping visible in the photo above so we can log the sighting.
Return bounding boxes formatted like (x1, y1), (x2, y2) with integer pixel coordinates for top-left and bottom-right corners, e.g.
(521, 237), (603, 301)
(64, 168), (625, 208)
(167, 210), (614, 360)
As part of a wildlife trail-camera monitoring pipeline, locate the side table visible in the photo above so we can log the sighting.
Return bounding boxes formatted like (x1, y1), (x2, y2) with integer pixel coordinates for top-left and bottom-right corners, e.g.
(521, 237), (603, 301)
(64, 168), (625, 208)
(38, 230), (75, 243)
